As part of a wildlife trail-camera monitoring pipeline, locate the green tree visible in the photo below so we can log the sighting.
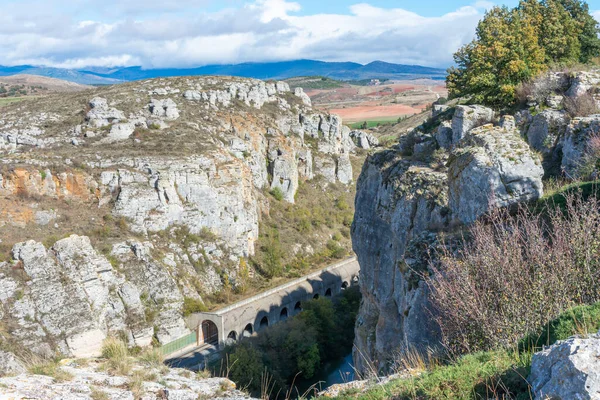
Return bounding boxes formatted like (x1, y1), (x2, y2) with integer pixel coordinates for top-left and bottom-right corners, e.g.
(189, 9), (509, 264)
(557, 0), (600, 62)
(447, 0), (600, 107)
(228, 343), (265, 393)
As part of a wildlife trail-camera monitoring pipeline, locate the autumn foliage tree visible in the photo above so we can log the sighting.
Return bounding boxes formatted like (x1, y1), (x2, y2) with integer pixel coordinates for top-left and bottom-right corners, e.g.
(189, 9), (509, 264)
(447, 0), (600, 107)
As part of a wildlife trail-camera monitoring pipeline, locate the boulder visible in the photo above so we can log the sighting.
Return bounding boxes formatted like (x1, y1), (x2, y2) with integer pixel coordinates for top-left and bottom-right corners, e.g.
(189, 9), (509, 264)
(350, 130), (379, 149)
(435, 121), (453, 149)
(86, 97), (125, 128)
(525, 110), (568, 153)
(499, 115), (516, 131)
(451, 105), (494, 144)
(529, 332), (600, 400)
(562, 116), (600, 179)
(294, 87), (312, 106)
(566, 71), (600, 97)
(149, 98), (180, 120)
(432, 104), (449, 118)
(448, 125), (544, 225)
(0, 351), (26, 376)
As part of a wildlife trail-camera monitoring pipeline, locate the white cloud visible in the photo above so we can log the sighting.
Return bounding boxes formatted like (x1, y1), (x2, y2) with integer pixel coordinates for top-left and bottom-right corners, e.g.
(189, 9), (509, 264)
(0, 0), (485, 68)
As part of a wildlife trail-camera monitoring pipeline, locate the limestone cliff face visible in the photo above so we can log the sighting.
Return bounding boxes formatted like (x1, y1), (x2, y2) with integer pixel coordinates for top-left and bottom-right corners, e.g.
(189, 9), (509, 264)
(352, 106), (545, 373)
(0, 76), (360, 358)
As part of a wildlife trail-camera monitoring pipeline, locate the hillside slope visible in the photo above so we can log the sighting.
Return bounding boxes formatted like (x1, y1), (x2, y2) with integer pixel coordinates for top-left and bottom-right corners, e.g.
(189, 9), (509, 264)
(0, 76), (365, 358)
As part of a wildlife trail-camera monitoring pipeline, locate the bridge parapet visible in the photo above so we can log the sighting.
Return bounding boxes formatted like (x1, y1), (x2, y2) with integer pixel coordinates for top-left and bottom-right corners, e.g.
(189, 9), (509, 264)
(185, 257), (359, 349)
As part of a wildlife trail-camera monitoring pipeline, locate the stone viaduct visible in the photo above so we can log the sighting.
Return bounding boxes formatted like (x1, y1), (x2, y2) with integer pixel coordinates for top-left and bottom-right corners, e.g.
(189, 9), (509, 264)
(185, 256), (360, 349)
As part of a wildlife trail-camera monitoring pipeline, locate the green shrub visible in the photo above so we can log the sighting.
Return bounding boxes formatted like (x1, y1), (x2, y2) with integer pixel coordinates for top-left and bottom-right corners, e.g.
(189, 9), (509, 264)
(270, 187), (284, 201)
(182, 297), (207, 316)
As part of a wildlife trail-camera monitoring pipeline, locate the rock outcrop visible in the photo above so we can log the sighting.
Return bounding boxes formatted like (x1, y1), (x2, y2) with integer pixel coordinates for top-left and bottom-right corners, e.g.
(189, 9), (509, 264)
(0, 75), (361, 358)
(0, 356), (255, 400)
(353, 106), (543, 373)
(448, 125), (544, 224)
(450, 105), (494, 144)
(562, 116), (600, 179)
(529, 332), (600, 400)
(352, 151), (448, 372)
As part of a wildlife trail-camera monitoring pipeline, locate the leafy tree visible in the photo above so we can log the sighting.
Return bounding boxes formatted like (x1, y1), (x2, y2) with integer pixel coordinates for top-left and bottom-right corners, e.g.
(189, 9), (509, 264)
(447, 0), (600, 107)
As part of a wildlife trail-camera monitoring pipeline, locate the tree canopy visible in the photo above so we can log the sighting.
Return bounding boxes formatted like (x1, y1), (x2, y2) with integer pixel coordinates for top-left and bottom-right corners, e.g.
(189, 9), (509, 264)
(447, 0), (600, 107)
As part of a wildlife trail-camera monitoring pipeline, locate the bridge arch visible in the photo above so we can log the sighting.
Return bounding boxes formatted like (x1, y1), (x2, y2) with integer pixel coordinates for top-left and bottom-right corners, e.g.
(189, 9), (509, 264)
(227, 330), (237, 342)
(325, 288), (332, 297)
(342, 281), (349, 290)
(259, 316), (269, 329)
(280, 307), (288, 321)
(200, 320), (219, 346)
(294, 301), (302, 311)
(313, 293), (319, 299)
(243, 323), (253, 338)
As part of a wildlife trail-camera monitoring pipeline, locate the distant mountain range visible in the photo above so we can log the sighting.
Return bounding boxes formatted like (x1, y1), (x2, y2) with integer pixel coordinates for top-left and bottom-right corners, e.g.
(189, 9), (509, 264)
(0, 60), (447, 85)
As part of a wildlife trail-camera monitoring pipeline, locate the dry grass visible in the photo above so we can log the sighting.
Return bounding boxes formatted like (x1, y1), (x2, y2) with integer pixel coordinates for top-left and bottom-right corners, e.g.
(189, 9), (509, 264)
(26, 358), (73, 382)
(137, 348), (164, 368)
(101, 337), (132, 375)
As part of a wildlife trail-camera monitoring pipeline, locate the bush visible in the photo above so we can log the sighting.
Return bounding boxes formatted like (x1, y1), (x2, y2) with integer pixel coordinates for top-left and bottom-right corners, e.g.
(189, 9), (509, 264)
(270, 187), (284, 201)
(564, 92), (600, 117)
(182, 297), (207, 316)
(137, 347), (165, 368)
(101, 337), (132, 375)
(429, 193), (600, 354)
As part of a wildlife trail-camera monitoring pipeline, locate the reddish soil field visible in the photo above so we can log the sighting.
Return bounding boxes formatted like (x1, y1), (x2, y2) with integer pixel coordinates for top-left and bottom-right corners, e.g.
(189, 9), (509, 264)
(329, 104), (428, 122)
(306, 79), (448, 123)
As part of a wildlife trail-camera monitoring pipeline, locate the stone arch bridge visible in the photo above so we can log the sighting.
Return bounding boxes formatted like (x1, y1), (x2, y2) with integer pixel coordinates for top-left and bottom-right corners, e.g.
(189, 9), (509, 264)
(185, 257), (359, 349)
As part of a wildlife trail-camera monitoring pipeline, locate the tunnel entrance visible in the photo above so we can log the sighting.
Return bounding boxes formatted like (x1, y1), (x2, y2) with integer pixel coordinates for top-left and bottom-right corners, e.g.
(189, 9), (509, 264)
(201, 320), (219, 346)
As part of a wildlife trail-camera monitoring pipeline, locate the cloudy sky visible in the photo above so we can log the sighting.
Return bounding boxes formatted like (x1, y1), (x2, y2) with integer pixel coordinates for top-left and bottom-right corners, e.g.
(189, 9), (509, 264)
(1, 0), (599, 69)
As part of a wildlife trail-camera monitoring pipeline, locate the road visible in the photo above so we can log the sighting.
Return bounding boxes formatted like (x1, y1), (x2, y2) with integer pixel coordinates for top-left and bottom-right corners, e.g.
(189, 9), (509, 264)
(165, 344), (222, 371)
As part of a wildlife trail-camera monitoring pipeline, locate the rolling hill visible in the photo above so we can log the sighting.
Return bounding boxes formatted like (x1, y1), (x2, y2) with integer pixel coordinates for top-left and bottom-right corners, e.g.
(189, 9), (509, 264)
(0, 60), (447, 85)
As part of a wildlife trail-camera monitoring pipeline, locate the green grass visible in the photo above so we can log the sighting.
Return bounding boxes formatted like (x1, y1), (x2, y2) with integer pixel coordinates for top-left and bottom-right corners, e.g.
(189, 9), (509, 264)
(335, 351), (531, 400)
(349, 117), (402, 129)
(335, 302), (600, 400)
(520, 302), (600, 352)
(0, 97), (28, 106)
(533, 180), (600, 212)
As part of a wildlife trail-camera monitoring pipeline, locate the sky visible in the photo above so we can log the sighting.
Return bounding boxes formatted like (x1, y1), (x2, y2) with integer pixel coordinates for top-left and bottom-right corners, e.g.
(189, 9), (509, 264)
(1, 0), (599, 69)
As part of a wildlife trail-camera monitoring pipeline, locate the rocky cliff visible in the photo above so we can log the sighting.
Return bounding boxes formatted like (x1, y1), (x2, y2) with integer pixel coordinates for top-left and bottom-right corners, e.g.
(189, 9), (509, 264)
(351, 70), (600, 374)
(0, 76), (362, 359)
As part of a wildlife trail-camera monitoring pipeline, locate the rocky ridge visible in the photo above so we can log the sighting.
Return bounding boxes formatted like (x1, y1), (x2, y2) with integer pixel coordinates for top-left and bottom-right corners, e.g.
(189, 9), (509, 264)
(0, 76), (367, 359)
(351, 70), (600, 374)
(0, 354), (255, 400)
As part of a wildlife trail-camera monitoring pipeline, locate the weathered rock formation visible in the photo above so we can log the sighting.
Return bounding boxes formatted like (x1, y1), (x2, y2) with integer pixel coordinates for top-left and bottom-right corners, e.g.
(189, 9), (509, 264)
(529, 332), (600, 400)
(352, 104), (544, 373)
(0, 76), (359, 358)
(0, 355), (255, 399)
(448, 125), (544, 224)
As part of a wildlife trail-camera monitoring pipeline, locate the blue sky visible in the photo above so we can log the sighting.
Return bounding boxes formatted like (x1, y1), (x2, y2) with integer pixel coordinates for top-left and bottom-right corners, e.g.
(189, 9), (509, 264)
(0, 0), (598, 69)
